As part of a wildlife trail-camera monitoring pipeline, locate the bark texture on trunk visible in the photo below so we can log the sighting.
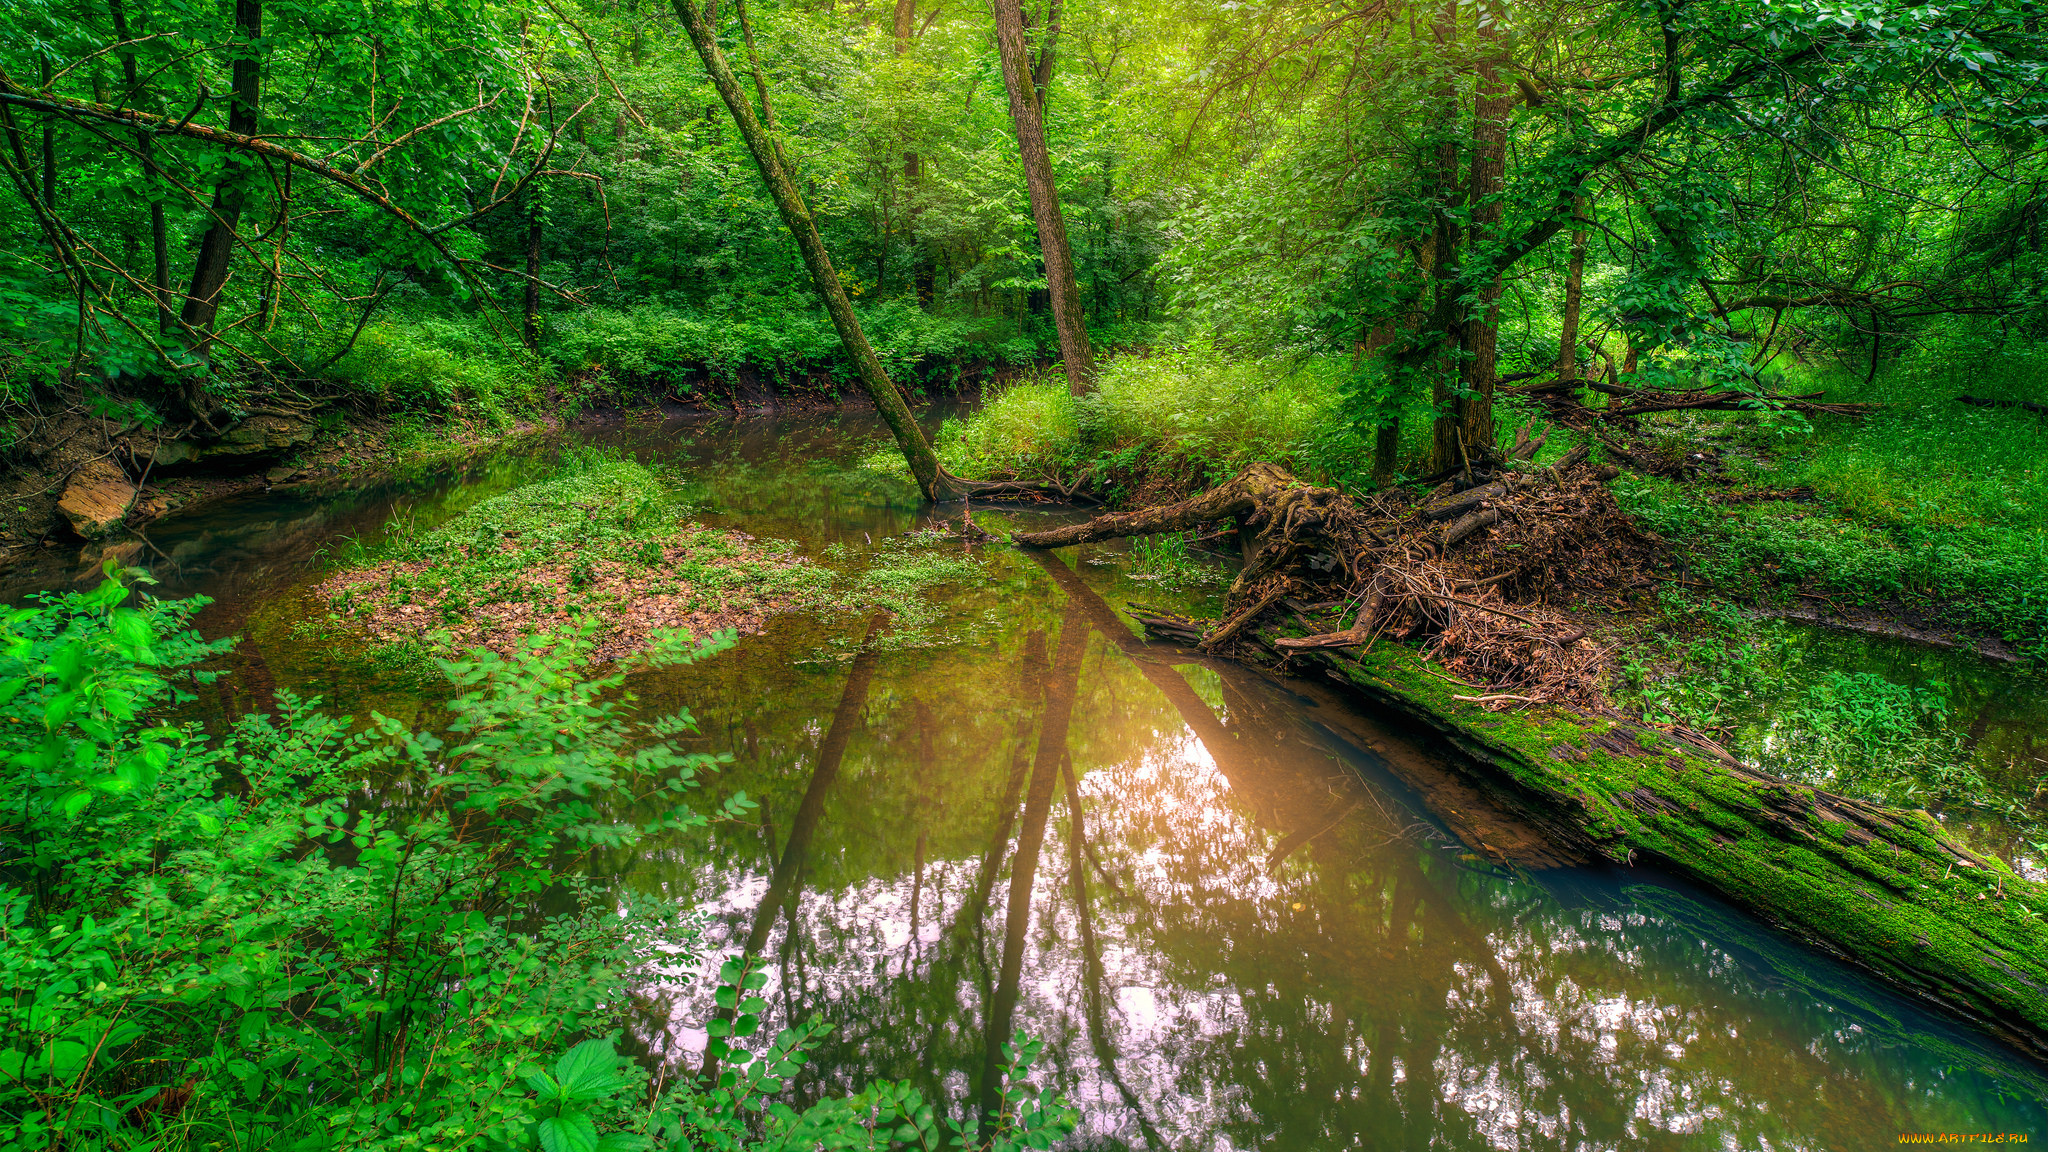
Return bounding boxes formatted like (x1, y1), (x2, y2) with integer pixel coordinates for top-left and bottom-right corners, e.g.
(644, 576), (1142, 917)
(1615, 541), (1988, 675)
(892, 0), (914, 50)
(991, 0), (1095, 395)
(109, 0), (172, 332)
(179, 0), (263, 350)
(1558, 197), (1588, 380)
(1425, 1), (1464, 473)
(673, 0), (962, 500)
(1458, 0), (1510, 458)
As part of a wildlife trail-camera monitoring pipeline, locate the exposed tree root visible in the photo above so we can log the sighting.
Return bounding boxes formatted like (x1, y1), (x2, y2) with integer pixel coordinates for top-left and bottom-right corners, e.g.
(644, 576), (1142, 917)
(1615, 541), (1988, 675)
(1013, 444), (1648, 709)
(1013, 449), (2048, 1063)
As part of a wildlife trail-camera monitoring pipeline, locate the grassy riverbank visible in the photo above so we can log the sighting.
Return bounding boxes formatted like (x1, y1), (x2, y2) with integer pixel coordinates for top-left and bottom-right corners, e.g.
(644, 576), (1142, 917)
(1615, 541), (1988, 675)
(947, 344), (2048, 849)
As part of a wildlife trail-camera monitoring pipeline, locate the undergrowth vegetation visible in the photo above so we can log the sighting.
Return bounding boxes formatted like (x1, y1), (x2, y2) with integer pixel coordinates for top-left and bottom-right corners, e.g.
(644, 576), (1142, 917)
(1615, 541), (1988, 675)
(299, 303), (1141, 426)
(1612, 595), (2042, 826)
(1615, 344), (2048, 657)
(938, 345), (1412, 498)
(0, 573), (1074, 1149)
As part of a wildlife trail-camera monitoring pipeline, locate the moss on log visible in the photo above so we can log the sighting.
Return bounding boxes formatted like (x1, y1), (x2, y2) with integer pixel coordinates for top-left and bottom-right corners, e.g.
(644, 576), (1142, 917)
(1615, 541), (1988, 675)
(1243, 624), (2048, 1063)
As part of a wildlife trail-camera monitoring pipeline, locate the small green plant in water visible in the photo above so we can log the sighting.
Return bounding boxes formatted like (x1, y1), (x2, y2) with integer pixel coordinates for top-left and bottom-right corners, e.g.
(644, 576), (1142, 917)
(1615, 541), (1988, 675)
(1126, 530), (1219, 588)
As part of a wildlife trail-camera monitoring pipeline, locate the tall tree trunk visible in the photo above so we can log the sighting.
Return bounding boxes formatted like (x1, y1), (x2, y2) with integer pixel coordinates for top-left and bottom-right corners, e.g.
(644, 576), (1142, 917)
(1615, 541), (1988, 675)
(521, 185), (542, 351)
(1558, 196), (1587, 379)
(109, 0), (172, 333)
(1029, 0), (1062, 105)
(178, 0), (263, 359)
(1459, 0), (1510, 459)
(38, 59), (54, 209)
(673, 0), (963, 500)
(1426, 0), (1465, 473)
(893, 0), (934, 309)
(892, 0), (914, 50)
(991, 0), (1095, 395)
(1362, 323), (1400, 483)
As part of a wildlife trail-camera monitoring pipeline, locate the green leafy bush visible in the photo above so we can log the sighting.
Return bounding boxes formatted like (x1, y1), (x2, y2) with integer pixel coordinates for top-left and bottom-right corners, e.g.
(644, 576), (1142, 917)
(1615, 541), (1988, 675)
(304, 314), (552, 424)
(0, 573), (1074, 1150)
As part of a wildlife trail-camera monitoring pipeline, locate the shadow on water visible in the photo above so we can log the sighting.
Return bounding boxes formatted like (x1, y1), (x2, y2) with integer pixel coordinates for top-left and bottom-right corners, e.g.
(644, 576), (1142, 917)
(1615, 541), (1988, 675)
(17, 409), (2046, 1150)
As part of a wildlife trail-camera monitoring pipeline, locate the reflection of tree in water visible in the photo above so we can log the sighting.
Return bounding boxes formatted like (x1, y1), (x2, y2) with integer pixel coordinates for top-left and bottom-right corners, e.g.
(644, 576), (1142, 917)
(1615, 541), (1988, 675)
(609, 561), (2044, 1150)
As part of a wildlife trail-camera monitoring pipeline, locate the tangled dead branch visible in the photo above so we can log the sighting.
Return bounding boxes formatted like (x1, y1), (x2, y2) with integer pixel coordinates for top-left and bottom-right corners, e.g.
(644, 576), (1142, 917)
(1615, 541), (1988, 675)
(1013, 436), (1661, 708)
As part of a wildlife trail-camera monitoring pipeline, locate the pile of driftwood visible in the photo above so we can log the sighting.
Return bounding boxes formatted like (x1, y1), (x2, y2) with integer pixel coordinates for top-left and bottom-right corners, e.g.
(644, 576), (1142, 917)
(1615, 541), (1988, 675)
(1013, 430), (1661, 709)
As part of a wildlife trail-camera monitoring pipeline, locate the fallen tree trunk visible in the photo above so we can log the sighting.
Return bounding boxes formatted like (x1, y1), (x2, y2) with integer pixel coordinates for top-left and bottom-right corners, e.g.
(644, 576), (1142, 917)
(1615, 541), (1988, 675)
(1960, 395), (2048, 416)
(1237, 628), (2048, 1064)
(1016, 454), (2048, 1060)
(1583, 380), (1877, 418)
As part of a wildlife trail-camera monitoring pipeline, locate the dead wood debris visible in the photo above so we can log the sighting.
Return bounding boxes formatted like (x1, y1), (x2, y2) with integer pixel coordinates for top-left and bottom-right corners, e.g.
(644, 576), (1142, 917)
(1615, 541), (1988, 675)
(1013, 429), (1665, 710)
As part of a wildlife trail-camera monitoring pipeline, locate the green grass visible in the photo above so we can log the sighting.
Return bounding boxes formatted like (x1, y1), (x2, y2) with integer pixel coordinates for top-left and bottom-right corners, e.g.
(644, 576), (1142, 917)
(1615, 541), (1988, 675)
(940, 344), (1380, 495)
(1613, 345), (2048, 656)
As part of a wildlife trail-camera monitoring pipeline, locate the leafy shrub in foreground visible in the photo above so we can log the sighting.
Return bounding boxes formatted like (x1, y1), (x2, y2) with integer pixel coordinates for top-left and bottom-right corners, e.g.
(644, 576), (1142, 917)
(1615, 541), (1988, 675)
(0, 571), (1073, 1150)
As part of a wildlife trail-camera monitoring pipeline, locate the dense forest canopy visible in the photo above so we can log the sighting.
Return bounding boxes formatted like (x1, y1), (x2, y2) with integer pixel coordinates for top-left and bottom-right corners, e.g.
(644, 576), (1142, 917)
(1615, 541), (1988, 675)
(2, 0), (2042, 465)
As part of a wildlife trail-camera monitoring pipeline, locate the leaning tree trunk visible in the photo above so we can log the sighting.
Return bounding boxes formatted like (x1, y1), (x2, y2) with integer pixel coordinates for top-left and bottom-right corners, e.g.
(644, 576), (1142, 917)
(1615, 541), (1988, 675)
(672, 0), (963, 501)
(991, 0), (1095, 395)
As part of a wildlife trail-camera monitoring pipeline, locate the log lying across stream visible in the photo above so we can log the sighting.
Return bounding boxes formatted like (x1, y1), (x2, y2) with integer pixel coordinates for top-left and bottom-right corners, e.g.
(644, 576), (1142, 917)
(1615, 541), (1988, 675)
(1011, 451), (2048, 1062)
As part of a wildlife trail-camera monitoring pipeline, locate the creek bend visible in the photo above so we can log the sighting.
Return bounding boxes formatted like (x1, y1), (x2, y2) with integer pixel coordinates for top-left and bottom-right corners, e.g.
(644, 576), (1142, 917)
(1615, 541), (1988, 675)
(32, 411), (2045, 1149)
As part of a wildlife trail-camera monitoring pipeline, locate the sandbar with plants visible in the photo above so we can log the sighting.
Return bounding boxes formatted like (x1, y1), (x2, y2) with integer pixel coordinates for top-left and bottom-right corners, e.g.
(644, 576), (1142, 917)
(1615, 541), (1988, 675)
(315, 450), (984, 661)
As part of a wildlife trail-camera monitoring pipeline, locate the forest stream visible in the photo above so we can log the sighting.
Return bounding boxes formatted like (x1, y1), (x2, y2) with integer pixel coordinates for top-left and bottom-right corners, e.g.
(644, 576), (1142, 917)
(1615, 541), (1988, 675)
(14, 410), (2046, 1150)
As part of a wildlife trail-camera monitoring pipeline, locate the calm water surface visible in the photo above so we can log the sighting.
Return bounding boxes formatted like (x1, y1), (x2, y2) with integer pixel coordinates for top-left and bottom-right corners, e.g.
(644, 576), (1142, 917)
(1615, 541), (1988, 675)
(16, 412), (2045, 1150)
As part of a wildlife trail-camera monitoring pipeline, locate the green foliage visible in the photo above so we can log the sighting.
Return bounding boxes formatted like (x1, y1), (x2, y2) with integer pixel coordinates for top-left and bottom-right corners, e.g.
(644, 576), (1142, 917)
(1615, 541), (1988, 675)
(305, 314), (553, 424)
(1612, 354), (2048, 659)
(0, 570), (731, 1148)
(0, 576), (1076, 1150)
(543, 302), (1063, 403)
(942, 346), (1372, 494)
(1125, 531), (1223, 589)
(1611, 596), (2040, 821)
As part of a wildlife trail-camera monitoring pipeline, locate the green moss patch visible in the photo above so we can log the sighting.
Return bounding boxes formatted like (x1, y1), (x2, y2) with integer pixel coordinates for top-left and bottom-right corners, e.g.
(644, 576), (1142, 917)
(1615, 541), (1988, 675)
(1270, 627), (2048, 1061)
(317, 453), (828, 660)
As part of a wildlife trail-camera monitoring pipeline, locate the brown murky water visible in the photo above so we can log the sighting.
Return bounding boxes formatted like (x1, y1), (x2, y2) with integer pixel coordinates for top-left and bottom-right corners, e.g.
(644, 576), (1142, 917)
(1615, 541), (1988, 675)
(17, 411), (2044, 1150)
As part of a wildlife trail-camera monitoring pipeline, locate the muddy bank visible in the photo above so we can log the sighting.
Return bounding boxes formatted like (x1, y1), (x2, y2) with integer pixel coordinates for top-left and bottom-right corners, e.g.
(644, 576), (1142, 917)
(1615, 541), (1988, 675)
(0, 369), (1001, 578)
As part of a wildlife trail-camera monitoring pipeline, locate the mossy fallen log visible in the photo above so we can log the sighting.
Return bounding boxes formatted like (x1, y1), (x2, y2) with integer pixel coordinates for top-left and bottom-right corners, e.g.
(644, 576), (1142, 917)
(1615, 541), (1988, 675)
(1216, 623), (2048, 1062)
